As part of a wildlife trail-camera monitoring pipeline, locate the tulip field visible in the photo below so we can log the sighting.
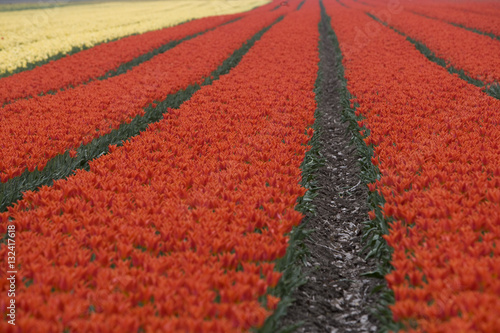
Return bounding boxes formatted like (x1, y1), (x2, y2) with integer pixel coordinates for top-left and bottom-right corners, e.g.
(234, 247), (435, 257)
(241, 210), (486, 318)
(0, 0), (499, 332)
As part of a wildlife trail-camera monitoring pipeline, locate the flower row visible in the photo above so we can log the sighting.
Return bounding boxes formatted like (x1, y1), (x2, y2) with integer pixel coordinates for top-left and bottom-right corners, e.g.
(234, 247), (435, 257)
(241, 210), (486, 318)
(0, 6), (290, 183)
(0, 0), (270, 75)
(326, 0), (500, 332)
(0, 1), (319, 331)
(359, 0), (500, 37)
(0, 14), (237, 105)
(406, 1), (500, 37)
(352, 1), (500, 84)
(0, 0), (285, 105)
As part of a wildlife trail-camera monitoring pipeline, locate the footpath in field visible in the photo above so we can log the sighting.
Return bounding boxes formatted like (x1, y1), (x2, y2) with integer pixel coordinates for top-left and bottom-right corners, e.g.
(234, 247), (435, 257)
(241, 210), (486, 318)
(0, 0), (320, 331)
(280, 3), (380, 332)
(325, 0), (500, 331)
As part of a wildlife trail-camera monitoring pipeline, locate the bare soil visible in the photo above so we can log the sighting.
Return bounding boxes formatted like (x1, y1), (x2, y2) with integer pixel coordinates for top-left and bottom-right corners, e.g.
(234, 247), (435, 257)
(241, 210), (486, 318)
(278, 15), (380, 333)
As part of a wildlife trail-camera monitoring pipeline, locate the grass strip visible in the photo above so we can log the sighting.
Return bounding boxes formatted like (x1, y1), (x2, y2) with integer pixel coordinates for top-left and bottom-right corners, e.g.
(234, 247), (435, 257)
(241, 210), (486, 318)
(335, 0), (350, 9)
(0, 15), (284, 213)
(271, 4), (282, 11)
(367, 12), (500, 101)
(321, 2), (402, 332)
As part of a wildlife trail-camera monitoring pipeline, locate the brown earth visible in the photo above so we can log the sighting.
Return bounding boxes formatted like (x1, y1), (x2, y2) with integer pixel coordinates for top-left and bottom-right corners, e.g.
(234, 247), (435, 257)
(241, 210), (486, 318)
(278, 13), (381, 333)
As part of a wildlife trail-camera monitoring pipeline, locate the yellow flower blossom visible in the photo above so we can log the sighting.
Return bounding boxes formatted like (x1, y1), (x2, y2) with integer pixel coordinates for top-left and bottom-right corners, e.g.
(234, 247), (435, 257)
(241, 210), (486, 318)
(0, 0), (269, 75)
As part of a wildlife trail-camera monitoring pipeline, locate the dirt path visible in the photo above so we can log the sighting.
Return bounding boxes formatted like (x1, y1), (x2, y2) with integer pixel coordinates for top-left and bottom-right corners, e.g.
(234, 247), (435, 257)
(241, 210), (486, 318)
(279, 11), (380, 333)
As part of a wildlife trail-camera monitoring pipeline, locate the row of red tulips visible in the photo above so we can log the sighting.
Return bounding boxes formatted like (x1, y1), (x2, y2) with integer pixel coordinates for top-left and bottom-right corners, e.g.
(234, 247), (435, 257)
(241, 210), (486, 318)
(405, 0), (500, 37)
(352, 1), (500, 85)
(325, 0), (500, 331)
(0, 14), (237, 105)
(0, 0), (284, 106)
(0, 0), (319, 331)
(359, 0), (500, 37)
(0, 5), (291, 183)
(426, 0), (500, 18)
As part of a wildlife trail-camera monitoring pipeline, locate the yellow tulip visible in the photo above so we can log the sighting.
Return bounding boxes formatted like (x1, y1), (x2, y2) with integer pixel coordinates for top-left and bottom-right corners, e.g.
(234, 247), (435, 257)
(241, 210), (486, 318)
(0, 0), (269, 75)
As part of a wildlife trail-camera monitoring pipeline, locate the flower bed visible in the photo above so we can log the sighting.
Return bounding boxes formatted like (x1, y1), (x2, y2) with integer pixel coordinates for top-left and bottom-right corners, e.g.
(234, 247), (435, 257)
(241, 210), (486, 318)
(407, 1), (500, 37)
(0, 0), (270, 75)
(0, 15), (238, 105)
(0, 7), (289, 182)
(359, 3), (500, 84)
(0, 0), (320, 331)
